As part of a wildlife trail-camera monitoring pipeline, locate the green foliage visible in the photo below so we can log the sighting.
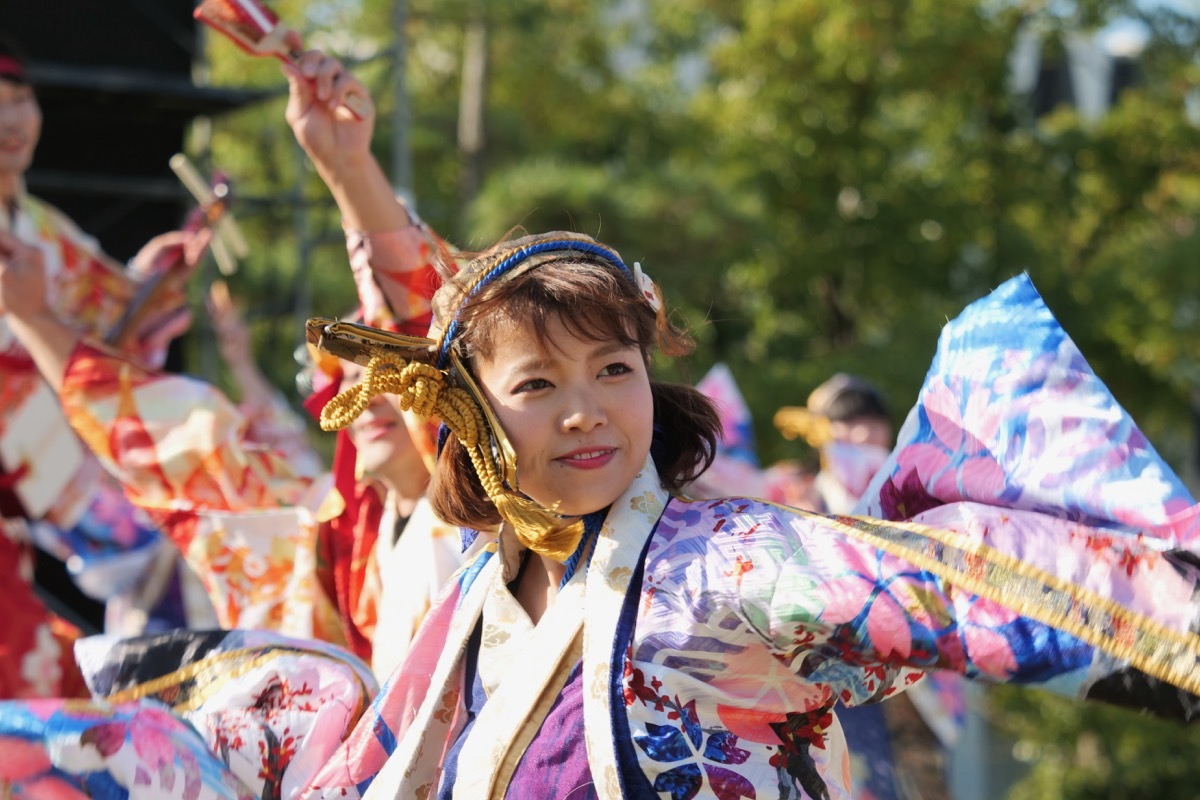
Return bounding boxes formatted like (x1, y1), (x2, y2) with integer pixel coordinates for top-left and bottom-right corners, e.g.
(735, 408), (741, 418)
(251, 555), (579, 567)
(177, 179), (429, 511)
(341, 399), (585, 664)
(197, 0), (1200, 465)
(196, 0), (1200, 792)
(989, 684), (1200, 799)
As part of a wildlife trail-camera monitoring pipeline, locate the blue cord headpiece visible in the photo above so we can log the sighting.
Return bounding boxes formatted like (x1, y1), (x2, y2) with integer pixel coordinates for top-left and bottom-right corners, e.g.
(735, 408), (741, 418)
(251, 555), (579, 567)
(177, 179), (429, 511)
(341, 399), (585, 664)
(434, 234), (633, 369)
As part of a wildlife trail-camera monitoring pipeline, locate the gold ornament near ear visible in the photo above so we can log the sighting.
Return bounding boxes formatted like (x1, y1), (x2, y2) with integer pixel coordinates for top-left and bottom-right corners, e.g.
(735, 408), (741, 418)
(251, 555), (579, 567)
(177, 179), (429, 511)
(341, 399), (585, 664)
(306, 318), (585, 560)
(774, 406), (833, 448)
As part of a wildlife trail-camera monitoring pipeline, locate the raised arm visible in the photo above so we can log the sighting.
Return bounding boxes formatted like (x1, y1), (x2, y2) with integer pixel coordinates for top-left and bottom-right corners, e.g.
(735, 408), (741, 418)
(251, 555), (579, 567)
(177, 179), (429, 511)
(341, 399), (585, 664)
(0, 229), (78, 389)
(283, 50), (408, 234)
(0, 229), (303, 513)
(208, 280), (322, 477)
(284, 50), (446, 336)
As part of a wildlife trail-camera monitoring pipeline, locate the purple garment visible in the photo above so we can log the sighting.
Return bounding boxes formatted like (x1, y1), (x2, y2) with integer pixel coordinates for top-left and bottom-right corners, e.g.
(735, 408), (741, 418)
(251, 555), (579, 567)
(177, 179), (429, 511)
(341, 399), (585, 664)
(437, 630), (595, 800)
(838, 703), (901, 800)
(506, 660), (596, 799)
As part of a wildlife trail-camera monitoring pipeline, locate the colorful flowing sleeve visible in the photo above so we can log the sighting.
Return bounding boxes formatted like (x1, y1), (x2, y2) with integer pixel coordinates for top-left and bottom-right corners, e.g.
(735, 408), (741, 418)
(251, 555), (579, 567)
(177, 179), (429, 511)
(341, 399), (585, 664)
(31, 196), (138, 345)
(0, 698), (256, 799)
(240, 387), (325, 478)
(855, 273), (1195, 545)
(0, 628), (378, 800)
(856, 273), (1200, 703)
(58, 342), (309, 514)
(653, 498), (1198, 711)
(345, 220), (447, 337)
(29, 195), (184, 368)
(56, 342), (353, 641)
(651, 274), (1200, 712)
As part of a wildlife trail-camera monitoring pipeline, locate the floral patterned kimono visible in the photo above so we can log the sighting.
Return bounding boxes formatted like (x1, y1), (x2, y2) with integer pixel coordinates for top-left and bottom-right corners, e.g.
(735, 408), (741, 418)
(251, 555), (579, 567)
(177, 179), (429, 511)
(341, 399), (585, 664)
(306, 275), (1200, 800)
(0, 628), (378, 800)
(4, 275), (1198, 799)
(0, 188), (158, 699)
(0, 221), (467, 799)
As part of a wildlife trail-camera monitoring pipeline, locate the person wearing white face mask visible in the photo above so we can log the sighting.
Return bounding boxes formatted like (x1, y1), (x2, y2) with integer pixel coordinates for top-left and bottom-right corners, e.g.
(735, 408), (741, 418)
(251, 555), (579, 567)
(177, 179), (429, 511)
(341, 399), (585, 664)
(776, 373), (895, 516)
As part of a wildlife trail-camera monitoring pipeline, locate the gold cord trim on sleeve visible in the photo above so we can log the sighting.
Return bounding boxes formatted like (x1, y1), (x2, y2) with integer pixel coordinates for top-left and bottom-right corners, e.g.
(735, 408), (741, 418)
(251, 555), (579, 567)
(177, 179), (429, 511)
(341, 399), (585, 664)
(98, 645), (373, 719)
(817, 511), (1200, 695)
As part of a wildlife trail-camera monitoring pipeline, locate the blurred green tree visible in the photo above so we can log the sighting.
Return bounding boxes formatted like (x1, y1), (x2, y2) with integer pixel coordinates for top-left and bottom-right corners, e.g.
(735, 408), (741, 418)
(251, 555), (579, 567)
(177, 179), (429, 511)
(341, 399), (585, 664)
(198, 0), (1200, 466)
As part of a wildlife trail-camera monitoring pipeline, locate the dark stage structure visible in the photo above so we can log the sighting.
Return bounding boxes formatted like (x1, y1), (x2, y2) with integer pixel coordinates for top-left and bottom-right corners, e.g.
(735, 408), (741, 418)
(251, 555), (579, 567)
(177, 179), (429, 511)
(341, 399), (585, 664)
(3, 1), (260, 259)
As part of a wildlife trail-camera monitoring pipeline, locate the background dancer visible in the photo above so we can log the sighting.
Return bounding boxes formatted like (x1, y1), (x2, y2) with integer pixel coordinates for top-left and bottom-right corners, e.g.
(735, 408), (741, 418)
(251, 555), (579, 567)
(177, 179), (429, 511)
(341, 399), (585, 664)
(0, 36), (200, 698)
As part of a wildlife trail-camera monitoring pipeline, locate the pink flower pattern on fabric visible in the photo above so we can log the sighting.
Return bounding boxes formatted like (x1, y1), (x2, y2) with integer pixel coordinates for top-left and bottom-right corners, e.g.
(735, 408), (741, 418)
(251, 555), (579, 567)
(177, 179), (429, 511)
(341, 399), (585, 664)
(897, 376), (1007, 504)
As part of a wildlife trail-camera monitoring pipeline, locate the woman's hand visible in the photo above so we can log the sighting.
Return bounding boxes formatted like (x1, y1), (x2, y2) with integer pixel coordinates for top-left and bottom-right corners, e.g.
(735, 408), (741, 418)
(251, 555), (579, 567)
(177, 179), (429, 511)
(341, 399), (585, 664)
(207, 278), (253, 370)
(128, 229), (211, 277)
(0, 229), (50, 320)
(284, 50), (376, 178)
(282, 49), (410, 233)
(0, 229), (80, 389)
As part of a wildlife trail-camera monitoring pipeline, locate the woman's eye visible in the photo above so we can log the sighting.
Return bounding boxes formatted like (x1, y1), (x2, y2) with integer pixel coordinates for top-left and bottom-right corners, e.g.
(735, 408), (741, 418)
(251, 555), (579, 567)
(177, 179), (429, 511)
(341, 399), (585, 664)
(600, 362), (633, 377)
(514, 378), (552, 393)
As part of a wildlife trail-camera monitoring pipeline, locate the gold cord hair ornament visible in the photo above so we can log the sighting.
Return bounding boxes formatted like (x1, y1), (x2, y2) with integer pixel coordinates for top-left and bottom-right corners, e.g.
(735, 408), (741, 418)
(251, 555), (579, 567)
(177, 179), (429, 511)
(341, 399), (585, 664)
(307, 318), (586, 561)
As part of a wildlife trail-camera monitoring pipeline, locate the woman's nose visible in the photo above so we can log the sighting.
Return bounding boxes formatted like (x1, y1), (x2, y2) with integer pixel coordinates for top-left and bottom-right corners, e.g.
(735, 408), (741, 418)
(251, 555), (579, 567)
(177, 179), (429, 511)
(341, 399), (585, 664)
(561, 390), (606, 432)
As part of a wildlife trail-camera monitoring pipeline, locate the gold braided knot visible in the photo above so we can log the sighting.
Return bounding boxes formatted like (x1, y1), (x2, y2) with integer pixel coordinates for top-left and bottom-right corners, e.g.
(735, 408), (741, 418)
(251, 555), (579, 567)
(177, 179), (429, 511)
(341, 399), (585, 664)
(319, 351), (585, 561)
(320, 354), (437, 431)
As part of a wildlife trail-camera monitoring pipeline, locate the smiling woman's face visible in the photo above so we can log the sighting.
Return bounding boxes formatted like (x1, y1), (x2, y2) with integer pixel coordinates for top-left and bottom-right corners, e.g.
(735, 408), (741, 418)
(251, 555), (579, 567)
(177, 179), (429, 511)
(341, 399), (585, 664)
(473, 314), (654, 518)
(0, 78), (40, 186)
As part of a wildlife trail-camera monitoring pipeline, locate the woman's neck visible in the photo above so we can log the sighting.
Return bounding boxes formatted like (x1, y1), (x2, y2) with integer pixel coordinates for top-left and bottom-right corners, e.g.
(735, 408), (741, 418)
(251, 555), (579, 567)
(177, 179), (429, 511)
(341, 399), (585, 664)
(376, 456), (429, 513)
(0, 174), (18, 220)
(386, 489), (419, 521)
(514, 552), (566, 625)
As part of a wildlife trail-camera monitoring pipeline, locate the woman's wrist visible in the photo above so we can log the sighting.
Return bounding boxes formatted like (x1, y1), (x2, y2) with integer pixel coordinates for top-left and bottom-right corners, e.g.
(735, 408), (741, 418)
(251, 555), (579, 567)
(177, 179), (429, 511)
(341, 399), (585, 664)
(324, 158), (415, 233)
(311, 148), (375, 188)
(6, 304), (55, 329)
(7, 308), (81, 391)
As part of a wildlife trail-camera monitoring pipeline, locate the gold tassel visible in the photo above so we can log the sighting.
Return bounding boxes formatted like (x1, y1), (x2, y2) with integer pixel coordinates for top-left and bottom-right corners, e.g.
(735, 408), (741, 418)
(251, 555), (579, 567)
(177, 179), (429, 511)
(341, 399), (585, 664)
(492, 493), (585, 562)
(320, 351), (586, 561)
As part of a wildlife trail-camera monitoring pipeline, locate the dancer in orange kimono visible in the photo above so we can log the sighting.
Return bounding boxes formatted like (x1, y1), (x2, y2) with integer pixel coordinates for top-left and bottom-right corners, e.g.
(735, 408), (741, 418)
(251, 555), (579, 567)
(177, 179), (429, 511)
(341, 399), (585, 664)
(1, 44), (478, 679)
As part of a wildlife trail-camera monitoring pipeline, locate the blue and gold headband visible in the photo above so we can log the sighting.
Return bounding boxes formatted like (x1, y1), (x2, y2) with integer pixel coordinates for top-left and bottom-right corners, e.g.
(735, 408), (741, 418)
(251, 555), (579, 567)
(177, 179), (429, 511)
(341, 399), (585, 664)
(431, 231), (661, 367)
(310, 231), (662, 560)
(434, 234), (630, 368)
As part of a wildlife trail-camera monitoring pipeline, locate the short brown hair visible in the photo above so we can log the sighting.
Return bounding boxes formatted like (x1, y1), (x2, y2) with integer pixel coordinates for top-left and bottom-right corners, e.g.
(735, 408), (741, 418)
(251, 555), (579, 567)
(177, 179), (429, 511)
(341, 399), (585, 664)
(429, 257), (720, 530)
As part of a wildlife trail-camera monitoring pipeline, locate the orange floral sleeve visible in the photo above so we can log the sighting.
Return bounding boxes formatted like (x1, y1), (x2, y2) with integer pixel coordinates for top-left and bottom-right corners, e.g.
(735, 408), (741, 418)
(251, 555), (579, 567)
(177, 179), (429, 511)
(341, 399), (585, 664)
(58, 342), (348, 644)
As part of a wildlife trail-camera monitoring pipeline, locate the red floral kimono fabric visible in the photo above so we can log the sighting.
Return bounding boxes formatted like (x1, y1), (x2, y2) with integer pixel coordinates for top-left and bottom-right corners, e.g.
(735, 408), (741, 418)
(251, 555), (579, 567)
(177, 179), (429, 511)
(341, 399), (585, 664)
(0, 534), (88, 698)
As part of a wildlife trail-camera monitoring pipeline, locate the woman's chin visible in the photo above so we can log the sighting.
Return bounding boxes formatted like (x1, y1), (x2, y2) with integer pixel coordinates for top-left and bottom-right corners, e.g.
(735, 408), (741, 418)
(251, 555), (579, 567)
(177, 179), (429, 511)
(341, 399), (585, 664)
(542, 497), (616, 521)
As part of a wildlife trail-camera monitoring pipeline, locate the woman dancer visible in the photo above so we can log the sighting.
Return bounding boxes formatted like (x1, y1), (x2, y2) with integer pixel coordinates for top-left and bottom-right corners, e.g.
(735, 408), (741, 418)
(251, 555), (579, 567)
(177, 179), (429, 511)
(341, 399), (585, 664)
(304, 231), (1200, 800)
